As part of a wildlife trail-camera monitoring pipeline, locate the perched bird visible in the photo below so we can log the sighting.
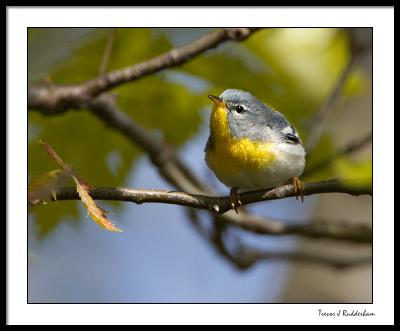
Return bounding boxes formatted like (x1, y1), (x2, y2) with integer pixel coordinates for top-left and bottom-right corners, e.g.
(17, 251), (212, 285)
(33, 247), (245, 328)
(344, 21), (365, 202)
(204, 89), (306, 212)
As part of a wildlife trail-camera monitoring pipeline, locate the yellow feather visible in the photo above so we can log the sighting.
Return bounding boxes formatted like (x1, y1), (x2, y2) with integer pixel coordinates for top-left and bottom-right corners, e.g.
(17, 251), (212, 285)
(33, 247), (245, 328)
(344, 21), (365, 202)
(206, 104), (276, 179)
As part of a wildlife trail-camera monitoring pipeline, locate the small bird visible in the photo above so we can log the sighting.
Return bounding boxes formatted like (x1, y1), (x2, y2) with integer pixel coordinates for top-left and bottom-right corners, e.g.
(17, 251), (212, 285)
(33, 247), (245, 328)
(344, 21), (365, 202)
(204, 89), (306, 213)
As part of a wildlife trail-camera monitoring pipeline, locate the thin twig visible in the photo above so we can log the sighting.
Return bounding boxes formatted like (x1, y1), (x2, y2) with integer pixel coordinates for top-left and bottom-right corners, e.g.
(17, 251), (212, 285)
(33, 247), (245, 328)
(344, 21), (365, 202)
(98, 28), (118, 75)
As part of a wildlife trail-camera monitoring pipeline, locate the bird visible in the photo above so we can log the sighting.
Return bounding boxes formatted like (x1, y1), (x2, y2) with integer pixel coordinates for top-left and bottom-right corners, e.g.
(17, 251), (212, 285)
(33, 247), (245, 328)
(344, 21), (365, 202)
(204, 89), (306, 213)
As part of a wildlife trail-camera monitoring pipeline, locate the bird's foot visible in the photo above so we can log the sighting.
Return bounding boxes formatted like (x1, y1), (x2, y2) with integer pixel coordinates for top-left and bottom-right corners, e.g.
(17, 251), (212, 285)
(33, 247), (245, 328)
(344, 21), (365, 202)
(292, 177), (304, 202)
(229, 187), (242, 214)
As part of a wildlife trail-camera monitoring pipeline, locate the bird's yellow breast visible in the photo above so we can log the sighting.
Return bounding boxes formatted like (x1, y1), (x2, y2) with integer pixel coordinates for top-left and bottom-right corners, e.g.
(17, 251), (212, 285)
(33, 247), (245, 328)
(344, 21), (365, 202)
(206, 105), (276, 178)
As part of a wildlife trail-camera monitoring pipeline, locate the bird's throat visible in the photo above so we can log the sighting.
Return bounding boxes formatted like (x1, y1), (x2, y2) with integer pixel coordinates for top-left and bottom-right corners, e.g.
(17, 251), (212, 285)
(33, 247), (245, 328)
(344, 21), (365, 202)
(210, 105), (231, 141)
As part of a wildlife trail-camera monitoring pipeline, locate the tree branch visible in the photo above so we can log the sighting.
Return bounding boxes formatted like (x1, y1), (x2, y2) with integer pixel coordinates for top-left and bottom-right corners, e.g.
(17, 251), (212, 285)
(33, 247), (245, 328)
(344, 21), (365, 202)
(36, 179), (372, 243)
(45, 178), (372, 214)
(28, 28), (259, 114)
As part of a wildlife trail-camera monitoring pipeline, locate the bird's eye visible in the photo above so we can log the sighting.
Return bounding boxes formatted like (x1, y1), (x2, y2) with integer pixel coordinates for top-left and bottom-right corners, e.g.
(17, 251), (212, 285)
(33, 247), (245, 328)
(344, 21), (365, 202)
(235, 105), (244, 113)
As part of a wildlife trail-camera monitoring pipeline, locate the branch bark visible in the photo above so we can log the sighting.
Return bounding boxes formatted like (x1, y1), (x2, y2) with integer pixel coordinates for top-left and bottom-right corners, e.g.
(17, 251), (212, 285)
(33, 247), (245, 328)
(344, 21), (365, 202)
(37, 178), (372, 243)
(48, 178), (371, 214)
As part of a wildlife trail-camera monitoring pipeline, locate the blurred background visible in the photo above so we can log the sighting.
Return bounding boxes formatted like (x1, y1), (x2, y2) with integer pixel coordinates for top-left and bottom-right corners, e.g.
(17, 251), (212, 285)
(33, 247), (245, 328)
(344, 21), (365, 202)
(28, 28), (372, 303)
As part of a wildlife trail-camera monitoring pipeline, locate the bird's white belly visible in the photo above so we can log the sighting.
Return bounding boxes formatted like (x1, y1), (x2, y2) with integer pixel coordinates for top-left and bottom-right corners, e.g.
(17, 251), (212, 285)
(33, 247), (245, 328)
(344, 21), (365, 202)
(217, 142), (306, 190)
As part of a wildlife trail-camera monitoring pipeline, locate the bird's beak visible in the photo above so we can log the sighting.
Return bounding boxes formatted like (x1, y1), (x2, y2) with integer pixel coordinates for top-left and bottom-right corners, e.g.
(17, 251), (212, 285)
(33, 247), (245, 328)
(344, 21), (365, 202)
(208, 95), (225, 107)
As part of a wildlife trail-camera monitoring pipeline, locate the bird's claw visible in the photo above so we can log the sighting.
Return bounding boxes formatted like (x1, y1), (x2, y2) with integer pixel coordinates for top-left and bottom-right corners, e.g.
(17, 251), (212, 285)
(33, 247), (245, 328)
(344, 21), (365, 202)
(292, 177), (304, 202)
(229, 188), (242, 214)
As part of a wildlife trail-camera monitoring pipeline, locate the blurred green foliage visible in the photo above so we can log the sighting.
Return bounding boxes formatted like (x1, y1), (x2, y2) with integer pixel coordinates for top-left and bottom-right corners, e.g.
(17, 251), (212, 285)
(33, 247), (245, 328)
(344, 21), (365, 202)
(28, 28), (372, 238)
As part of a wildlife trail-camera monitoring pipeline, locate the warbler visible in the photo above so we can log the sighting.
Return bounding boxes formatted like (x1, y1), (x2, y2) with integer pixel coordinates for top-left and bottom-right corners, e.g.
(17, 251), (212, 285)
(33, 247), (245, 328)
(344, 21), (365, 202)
(204, 89), (306, 212)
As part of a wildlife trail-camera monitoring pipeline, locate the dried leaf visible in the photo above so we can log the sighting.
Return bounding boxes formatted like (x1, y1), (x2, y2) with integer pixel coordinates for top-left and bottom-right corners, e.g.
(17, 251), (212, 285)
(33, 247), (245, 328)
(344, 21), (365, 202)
(72, 176), (122, 232)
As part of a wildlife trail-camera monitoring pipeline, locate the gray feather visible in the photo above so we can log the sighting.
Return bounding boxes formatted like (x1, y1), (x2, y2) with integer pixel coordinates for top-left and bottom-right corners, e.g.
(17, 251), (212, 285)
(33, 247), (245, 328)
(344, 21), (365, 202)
(219, 89), (296, 143)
